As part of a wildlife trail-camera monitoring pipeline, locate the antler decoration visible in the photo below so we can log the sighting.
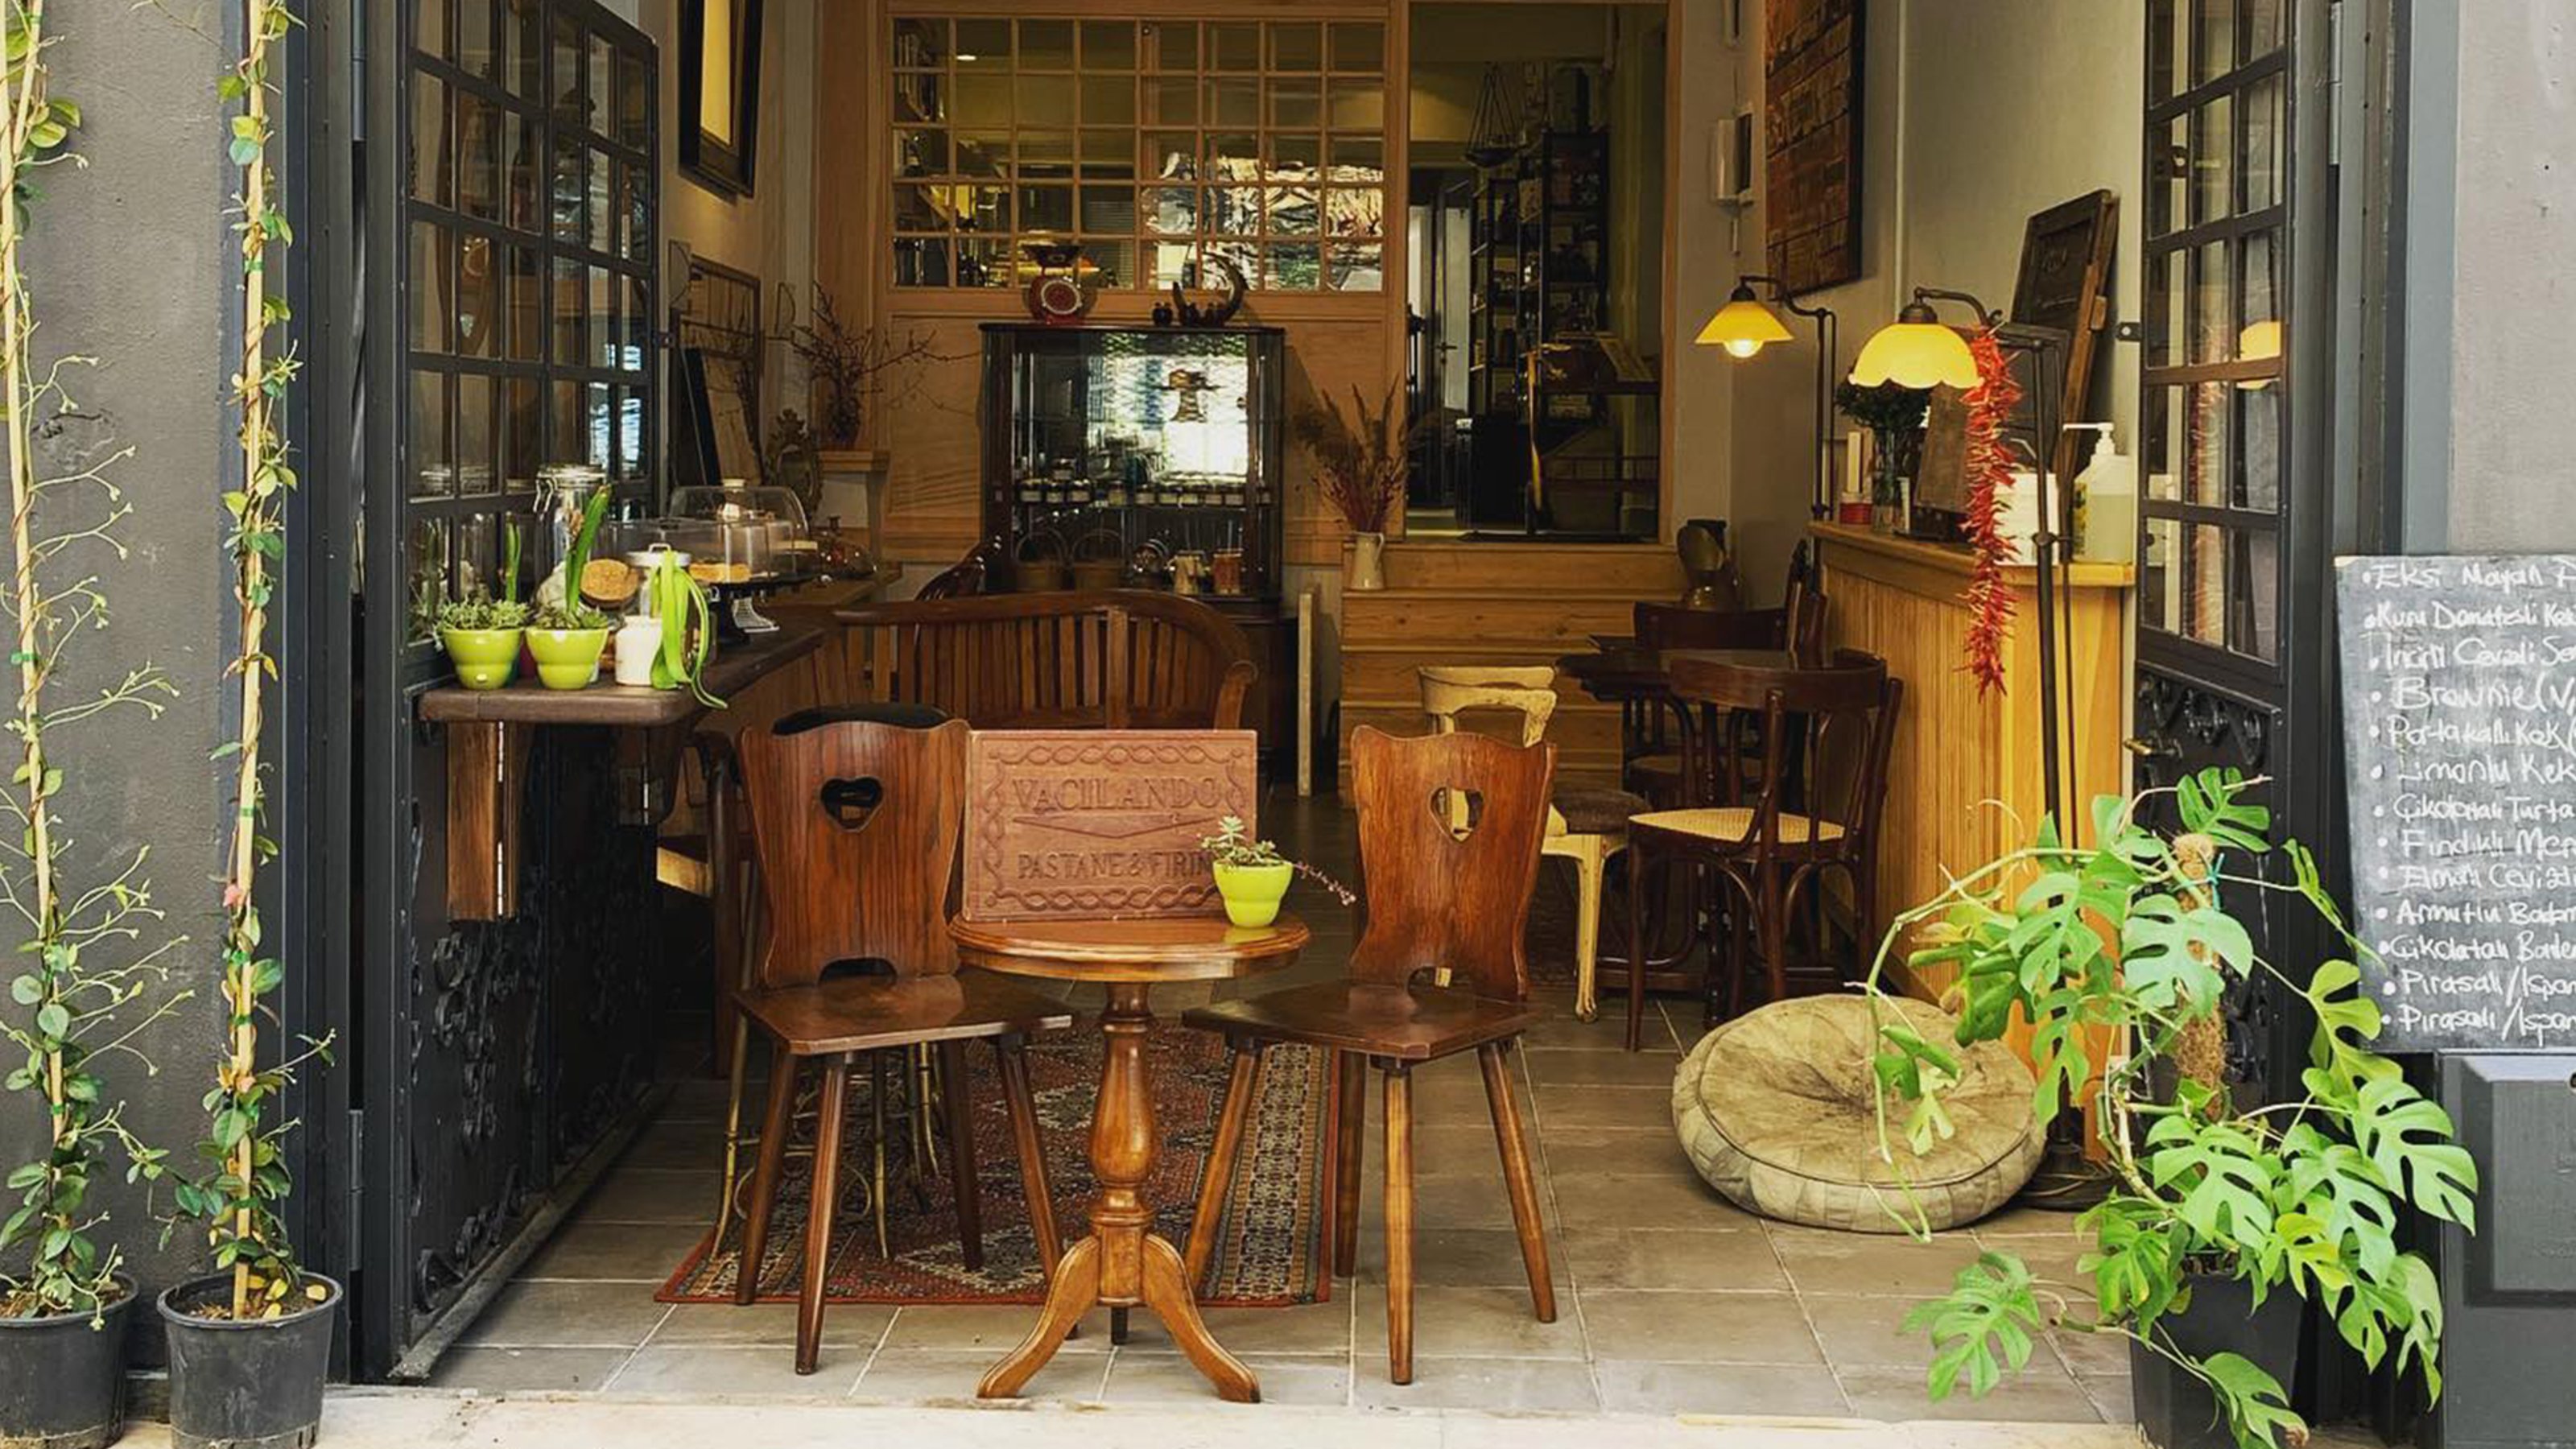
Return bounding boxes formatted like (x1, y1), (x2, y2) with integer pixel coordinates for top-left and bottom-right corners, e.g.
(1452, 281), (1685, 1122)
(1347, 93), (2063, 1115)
(1959, 328), (2022, 695)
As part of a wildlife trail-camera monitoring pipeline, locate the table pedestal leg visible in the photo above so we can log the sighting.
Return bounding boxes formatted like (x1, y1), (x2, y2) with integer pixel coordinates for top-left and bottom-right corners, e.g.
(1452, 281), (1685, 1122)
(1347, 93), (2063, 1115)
(978, 982), (1260, 1403)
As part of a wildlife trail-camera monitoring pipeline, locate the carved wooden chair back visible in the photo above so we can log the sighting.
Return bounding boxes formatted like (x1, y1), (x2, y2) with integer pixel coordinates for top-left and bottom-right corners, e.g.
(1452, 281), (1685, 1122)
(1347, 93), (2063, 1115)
(737, 715), (972, 989)
(1416, 664), (1558, 746)
(837, 588), (1254, 729)
(1665, 648), (1900, 863)
(1347, 727), (1556, 1002)
(1415, 665), (1566, 835)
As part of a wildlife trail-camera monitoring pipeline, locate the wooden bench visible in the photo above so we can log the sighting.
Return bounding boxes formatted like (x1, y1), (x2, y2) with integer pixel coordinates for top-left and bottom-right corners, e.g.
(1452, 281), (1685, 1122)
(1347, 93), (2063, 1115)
(832, 588), (1257, 730)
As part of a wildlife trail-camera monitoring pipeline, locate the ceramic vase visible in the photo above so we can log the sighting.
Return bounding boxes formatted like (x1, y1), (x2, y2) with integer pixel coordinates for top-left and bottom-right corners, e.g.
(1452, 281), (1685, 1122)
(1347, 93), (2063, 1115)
(1346, 530), (1387, 591)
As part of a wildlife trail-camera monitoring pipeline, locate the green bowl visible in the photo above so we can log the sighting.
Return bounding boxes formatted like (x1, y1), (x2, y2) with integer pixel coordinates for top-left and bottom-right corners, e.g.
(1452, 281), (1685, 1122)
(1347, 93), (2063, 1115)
(524, 626), (611, 690)
(440, 626), (522, 690)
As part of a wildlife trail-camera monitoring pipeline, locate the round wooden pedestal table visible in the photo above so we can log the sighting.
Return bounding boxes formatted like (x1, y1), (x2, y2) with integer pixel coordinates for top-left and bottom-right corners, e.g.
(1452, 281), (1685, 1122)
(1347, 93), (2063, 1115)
(952, 913), (1308, 1404)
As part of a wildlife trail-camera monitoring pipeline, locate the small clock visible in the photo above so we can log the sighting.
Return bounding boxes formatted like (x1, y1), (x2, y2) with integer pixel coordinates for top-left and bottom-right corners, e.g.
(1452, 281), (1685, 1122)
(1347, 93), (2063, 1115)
(1018, 240), (1098, 326)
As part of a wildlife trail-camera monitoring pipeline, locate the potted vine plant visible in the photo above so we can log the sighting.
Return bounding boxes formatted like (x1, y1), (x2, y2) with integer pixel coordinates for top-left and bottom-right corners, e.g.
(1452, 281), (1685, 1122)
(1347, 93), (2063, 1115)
(1861, 769), (2472, 1449)
(1293, 385), (1409, 592)
(525, 487), (616, 690)
(0, 10), (187, 1445)
(161, 9), (342, 1448)
(1198, 816), (1351, 928)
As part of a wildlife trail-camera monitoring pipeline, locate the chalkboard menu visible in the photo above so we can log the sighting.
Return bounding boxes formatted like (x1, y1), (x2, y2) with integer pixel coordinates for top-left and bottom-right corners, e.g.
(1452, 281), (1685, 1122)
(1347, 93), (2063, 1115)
(2336, 555), (2576, 1051)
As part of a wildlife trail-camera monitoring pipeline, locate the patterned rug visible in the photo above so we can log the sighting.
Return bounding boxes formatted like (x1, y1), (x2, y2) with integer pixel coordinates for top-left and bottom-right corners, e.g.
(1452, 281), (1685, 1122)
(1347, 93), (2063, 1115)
(658, 1022), (1331, 1307)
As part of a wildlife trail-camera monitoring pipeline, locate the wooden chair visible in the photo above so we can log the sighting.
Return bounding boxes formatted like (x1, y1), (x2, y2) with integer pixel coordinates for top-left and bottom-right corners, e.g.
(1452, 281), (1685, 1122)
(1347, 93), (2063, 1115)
(1414, 664), (1641, 1022)
(1183, 727), (1558, 1385)
(1622, 595), (1824, 800)
(836, 588), (1255, 729)
(731, 714), (1071, 1374)
(1621, 650), (1901, 1050)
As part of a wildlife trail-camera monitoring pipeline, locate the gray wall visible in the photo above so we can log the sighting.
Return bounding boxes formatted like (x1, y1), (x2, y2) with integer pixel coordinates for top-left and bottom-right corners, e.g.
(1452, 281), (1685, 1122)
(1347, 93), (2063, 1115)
(2426, 0), (2576, 551)
(2, 2), (239, 1315)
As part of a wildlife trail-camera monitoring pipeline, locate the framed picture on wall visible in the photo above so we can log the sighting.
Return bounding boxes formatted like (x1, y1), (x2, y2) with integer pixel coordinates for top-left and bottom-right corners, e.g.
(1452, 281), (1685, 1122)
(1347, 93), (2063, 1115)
(680, 0), (763, 197)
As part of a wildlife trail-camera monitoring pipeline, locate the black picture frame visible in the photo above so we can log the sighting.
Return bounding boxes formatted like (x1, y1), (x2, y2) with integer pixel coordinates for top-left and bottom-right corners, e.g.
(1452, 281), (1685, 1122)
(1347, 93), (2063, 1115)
(679, 0), (762, 197)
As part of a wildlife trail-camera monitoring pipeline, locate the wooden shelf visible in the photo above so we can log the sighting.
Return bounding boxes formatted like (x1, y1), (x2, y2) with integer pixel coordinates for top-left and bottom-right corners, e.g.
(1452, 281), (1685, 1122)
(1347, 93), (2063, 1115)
(419, 624), (826, 727)
(419, 625), (826, 922)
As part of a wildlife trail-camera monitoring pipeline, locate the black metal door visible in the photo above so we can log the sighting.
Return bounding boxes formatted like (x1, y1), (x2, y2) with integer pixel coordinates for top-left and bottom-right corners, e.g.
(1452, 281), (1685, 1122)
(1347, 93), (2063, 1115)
(2130, 0), (2343, 1100)
(355, 0), (664, 1378)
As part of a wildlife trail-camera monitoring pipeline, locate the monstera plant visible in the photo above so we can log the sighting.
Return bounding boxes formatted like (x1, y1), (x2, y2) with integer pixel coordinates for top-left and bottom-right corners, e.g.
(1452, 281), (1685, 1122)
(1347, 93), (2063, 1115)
(1862, 769), (2472, 1449)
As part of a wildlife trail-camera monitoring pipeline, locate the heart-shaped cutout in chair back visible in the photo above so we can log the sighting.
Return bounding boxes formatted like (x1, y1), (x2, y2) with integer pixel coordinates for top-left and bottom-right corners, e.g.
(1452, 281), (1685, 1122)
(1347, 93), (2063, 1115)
(819, 774), (886, 831)
(1429, 785), (1485, 839)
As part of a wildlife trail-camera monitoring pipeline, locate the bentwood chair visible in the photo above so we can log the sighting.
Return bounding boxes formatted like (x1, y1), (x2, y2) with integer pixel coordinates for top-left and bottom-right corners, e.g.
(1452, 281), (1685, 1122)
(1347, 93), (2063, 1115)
(1183, 728), (1558, 1385)
(1624, 592), (1827, 803)
(1415, 665), (1642, 1021)
(731, 713), (1070, 1374)
(1622, 650), (1901, 1050)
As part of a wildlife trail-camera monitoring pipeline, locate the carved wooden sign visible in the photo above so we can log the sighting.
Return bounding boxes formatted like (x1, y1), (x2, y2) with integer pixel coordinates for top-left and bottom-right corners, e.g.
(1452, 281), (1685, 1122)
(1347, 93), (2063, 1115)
(963, 729), (1258, 922)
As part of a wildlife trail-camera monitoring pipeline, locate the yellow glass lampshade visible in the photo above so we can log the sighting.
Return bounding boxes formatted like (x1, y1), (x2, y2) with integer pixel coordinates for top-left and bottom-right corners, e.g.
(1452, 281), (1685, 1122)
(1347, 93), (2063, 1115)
(1848, 303), (1981, 390)
(1697, 287), (1794, 359)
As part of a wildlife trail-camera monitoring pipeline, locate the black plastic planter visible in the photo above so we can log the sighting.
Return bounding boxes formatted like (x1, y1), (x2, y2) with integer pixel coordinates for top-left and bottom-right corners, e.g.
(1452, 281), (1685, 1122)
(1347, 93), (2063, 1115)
(156, 1274), (340, 1449)
(0, 1280), (135, 1449)
(2129, 1274), (2303, 1449)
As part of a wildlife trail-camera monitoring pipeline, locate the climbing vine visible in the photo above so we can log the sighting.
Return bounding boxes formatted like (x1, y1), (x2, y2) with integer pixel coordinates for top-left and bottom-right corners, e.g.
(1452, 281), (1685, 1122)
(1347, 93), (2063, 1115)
(167, 0), (328, 1319)
(0, 0), (188, 1322)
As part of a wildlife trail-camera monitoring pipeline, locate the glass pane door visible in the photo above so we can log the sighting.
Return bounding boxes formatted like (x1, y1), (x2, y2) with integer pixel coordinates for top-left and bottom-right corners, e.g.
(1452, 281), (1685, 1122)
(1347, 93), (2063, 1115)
(2139, 0), (2287, 666)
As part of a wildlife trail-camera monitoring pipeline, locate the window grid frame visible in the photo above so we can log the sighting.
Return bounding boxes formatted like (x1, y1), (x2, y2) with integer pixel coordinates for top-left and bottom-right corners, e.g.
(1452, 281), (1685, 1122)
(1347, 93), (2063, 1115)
(889, 14), (1389, 294)
(402, 0), (659, 654)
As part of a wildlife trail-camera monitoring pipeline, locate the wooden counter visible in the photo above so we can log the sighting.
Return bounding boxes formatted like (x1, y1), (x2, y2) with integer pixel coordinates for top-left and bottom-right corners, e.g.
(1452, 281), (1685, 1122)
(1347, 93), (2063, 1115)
(1810, 520), (2132, 961)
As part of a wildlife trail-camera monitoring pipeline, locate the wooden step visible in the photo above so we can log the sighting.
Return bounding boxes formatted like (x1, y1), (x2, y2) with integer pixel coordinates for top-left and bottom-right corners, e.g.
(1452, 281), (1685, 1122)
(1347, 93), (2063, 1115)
(1340, 589), (1639, 646)
(1376, 539), (1685, 592)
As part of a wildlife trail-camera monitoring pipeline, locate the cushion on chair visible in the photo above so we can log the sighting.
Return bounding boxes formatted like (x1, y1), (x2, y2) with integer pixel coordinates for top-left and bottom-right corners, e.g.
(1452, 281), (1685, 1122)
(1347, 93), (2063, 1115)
(1630, 807), (1844, 844)
(1550, 786), (1648, 836)
(1671, 995), (2042, 1232)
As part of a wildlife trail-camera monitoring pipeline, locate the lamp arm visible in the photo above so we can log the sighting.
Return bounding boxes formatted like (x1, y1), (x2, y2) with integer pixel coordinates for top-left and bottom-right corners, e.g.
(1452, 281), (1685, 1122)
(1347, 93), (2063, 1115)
(1743, 270), (1835, 324)
(1910, 285), (2000, 328)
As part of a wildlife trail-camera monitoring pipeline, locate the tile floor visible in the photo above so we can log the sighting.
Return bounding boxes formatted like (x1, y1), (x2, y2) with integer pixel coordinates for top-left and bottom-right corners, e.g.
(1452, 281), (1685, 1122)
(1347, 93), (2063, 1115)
(433, 795), (2124, 1421)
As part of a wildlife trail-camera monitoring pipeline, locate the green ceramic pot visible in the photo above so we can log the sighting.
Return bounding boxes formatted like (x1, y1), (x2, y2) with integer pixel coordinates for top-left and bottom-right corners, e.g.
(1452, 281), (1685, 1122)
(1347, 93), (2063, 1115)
(1212, 860), (1294, 927)
(440, 626), (522, 690)
(524, 626), (611, 690)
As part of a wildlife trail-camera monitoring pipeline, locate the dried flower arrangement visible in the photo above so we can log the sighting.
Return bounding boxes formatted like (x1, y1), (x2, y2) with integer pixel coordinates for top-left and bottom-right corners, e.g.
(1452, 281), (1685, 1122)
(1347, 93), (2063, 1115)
(1293, 384), (1410, 536)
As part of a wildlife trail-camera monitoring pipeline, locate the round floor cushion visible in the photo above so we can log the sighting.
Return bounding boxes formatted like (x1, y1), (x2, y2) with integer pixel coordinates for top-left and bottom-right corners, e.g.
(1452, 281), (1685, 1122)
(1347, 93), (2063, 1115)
(1672, 995), (2043, 1232)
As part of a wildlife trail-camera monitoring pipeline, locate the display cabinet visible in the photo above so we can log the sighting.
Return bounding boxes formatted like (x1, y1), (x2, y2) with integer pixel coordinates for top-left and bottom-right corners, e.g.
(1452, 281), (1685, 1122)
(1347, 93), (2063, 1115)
(979, 324), (1286, 602)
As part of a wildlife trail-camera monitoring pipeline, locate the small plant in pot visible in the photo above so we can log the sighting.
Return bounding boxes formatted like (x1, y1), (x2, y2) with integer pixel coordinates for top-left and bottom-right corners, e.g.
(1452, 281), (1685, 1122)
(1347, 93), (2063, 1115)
(1858, 769), (2473, 1449)
(160, 10), (344, 1448)
(438, 525), (529, 689)
(436, 596), (528, 690)
(1199, 816), (1352, 928)
(523, 485), (616, 690)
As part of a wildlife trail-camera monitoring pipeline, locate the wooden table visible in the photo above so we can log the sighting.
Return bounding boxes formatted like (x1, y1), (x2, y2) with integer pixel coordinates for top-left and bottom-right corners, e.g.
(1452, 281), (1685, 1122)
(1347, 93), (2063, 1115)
(952, 914), (1310, 1403)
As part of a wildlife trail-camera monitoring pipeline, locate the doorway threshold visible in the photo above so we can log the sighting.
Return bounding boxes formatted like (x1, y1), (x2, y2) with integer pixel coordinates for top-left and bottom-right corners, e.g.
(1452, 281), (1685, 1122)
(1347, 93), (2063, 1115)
(122, 1388), (2190, 1449)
